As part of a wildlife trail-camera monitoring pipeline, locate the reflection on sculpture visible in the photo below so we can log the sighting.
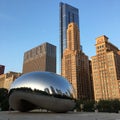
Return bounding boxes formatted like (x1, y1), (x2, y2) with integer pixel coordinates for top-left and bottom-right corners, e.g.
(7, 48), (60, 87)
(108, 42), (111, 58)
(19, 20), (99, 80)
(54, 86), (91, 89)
(9, 72), (76, 112)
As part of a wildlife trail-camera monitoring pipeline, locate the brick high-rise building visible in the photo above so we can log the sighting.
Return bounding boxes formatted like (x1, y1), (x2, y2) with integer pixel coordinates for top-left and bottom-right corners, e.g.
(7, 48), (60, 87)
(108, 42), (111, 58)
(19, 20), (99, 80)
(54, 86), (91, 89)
(62, 23), (92, 99)
(0, 65), (5, 75)
(22, 42), (56, 74)
(0, 71), (21, 89)
(91, 35), (120, 101)
(89, 60), (94, 100)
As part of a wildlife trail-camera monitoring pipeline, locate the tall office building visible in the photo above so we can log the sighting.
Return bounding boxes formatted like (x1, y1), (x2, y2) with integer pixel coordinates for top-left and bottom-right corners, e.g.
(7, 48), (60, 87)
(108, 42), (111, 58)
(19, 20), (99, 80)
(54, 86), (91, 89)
(0, 65), (5, 75)
(62, 23), (92, 99)
(60, 2), (79, 73)
(91, 35), (120, 101)
(89, 60), (94, 100)
(23, 42), (56, 74)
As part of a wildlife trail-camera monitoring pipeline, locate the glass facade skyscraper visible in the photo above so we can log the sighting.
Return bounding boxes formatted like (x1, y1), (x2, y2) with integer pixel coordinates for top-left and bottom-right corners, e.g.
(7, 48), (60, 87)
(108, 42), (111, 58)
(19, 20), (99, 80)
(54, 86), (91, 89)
(60, 2), (79, 72)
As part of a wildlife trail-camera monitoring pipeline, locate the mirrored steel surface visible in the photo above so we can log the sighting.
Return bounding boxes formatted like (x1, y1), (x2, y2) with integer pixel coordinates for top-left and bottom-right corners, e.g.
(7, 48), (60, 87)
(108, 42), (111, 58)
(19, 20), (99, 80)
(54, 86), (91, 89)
(9, 72), (76, 112)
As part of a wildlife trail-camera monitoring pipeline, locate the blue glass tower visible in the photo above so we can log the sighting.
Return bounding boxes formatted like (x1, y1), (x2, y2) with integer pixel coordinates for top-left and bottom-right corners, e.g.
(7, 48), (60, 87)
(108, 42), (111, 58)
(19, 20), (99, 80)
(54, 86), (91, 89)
(59, 2), (79, 72)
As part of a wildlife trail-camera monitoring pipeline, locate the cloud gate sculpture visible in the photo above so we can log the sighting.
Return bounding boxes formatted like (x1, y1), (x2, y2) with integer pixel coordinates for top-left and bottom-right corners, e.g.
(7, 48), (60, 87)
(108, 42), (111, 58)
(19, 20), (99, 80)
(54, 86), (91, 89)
(9, 72), (76, 112)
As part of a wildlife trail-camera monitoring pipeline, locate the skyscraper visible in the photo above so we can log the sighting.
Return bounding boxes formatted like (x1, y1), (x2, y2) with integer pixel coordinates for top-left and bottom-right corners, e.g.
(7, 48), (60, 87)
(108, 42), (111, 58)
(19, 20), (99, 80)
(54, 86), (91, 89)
(62, 23), (91, 99)
(22, 42), (56, 74)
(91, 35), (120, 101)
(60, 2), (79, 73)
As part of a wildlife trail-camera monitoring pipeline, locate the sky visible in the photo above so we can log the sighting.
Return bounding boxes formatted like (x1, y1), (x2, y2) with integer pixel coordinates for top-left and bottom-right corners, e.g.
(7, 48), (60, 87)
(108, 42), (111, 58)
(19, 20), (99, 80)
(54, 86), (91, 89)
(0, 0), (120, 74)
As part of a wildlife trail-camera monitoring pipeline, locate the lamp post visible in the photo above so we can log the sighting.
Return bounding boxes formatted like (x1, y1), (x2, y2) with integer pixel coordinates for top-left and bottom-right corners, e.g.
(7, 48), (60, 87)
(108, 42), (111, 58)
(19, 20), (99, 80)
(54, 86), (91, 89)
(80, 104), (84, 112)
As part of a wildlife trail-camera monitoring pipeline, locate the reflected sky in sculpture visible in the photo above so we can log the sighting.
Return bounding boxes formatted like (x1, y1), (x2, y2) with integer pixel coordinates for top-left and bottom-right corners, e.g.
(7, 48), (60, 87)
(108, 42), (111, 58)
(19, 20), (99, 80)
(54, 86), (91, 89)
(10, 71), (75, 98)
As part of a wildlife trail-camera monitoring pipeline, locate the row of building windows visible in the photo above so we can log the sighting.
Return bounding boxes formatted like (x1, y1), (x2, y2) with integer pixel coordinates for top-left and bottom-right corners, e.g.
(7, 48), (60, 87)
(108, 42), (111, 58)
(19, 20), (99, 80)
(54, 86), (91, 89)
(24, 44), (56, 61)
(97, 45), (105, 49)
(24, 46), (46, 61)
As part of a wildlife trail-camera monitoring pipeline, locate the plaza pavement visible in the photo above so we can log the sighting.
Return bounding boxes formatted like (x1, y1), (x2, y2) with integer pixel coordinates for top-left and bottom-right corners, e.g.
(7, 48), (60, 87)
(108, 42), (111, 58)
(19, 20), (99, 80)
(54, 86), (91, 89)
(0, 111), (120, 120)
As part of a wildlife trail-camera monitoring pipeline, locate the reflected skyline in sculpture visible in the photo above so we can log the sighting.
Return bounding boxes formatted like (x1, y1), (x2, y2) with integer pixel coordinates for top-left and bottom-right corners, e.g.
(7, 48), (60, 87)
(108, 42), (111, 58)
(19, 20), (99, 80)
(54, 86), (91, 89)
(9, 72), (76, 112)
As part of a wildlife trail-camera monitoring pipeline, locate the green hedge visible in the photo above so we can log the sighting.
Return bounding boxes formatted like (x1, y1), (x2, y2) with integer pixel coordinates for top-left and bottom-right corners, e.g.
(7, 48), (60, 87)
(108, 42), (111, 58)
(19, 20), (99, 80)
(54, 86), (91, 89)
(0, 88), (9, 111)
(75, 99), (120, 113)
(97, 99), (120, 113)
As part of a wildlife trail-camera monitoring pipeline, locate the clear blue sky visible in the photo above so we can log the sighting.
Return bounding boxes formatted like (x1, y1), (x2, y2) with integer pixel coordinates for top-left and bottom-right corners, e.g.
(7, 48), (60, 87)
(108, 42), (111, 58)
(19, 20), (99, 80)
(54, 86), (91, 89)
(0, 0), (120, 74)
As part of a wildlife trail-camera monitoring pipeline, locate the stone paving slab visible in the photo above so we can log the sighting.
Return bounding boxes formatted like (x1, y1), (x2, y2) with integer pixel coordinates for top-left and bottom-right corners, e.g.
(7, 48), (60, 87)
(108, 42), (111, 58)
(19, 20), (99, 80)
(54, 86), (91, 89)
(0, 111), (120, 120)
